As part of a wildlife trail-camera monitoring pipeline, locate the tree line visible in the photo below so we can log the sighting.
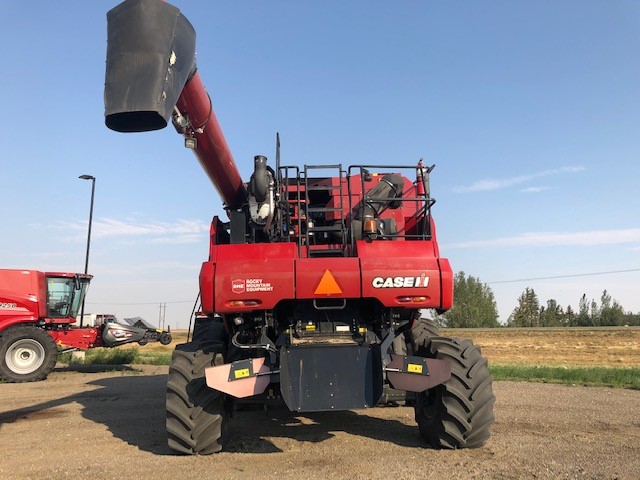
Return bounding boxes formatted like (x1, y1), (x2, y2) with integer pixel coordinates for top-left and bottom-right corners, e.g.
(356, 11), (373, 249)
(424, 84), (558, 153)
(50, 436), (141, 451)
(436, 271), (640, 328)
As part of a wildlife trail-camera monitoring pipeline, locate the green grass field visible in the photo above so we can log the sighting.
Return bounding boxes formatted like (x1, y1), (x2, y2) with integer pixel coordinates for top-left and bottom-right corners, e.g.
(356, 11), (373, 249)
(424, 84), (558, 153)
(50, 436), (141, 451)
(490, 364), (640, 390)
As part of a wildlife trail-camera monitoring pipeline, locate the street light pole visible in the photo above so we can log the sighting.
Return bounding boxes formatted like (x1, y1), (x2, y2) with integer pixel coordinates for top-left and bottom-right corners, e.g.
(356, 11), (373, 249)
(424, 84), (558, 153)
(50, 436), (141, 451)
(79, 175), (95, 327)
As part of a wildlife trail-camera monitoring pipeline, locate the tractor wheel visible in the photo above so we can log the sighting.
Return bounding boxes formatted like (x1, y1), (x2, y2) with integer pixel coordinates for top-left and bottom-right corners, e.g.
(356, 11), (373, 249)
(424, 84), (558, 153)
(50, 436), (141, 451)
(407, 317), (440, 348)
(0, 326), (58, 383)
(412, 336), (495, 449)
(159, 333), (172, 345)
(166, 318), (228, 454)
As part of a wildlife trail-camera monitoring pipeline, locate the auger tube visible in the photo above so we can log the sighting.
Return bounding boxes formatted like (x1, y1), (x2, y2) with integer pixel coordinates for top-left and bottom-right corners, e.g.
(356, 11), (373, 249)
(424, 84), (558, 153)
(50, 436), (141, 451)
(104, 0), (247, 209)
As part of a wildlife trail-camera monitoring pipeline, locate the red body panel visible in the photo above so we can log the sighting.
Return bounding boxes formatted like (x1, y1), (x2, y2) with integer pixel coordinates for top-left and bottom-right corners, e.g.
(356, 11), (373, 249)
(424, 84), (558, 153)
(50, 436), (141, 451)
(49, 328), (105, 349)
(177, 73), (246, 208)
(438, 258), (454, 310)
(295, 258), (361, 299)
(199, 236), (452, 313)
(212, 243), (296, 312)
(199, 261), (216, 313)
(0, 270), (45, 329)
(357, 241), (445, 308)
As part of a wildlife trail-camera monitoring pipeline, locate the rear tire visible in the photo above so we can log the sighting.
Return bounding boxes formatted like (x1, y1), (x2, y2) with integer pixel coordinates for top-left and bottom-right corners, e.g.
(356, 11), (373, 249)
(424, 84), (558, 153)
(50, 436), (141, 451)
(0, 326), (58, 383)
(407, 317), (440, 348)
(166, 318), (228, 454)
(412, 336), (495, 449)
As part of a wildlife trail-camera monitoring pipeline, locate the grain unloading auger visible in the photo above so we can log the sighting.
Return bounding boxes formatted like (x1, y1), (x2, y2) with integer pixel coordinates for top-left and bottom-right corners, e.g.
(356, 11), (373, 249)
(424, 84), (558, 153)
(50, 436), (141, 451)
(105, 0), (495, 454)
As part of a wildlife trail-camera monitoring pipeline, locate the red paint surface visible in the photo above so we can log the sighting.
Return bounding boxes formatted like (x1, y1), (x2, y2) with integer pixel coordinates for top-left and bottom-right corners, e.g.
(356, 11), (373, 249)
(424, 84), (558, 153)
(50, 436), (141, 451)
(177, 73), (246, 208)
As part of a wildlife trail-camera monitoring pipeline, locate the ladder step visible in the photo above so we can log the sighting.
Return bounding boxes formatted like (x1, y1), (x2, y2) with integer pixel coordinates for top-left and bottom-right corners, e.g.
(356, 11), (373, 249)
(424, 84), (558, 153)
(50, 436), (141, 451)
(307, 185), (341, 191)
(305, 164), (342, 170)
(307, 206), (342, 213)
(308, 225), (343, 233)
(308, 247), (346, 257)
(308, 245), (345, 256)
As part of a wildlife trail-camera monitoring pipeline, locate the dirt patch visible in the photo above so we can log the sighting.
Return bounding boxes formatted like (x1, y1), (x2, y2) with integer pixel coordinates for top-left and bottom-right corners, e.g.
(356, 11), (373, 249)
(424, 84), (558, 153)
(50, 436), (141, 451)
(1, 365), (639, 479)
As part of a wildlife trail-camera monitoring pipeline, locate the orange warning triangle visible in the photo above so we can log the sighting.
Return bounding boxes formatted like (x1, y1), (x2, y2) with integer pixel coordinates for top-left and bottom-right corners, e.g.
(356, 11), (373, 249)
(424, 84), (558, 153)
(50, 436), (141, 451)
(314, 270), (343, 295)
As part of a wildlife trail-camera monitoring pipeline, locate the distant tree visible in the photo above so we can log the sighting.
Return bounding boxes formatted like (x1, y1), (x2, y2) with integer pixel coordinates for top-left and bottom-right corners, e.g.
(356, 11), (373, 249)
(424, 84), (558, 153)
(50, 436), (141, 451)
(577, 294), (592, 326)
(540, 299), (564, 327)
(623, 311), (640, 327)
(440, 271), (500, 327)
(598, 290), (625, 326)
(508, 287), (540, 327)
(565, 305), (577, 327)
(590, 299), (600, 324)
(502, 288), (635, 328)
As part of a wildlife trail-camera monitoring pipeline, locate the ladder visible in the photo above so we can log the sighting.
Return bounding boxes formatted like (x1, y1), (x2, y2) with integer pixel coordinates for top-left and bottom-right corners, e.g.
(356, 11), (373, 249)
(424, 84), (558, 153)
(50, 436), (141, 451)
(302, 164), (347, 257)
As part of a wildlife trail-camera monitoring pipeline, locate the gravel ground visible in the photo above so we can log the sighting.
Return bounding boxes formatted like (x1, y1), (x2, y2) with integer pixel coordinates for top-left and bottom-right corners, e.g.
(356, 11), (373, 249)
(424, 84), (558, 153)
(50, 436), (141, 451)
(1, 365), (639, 479)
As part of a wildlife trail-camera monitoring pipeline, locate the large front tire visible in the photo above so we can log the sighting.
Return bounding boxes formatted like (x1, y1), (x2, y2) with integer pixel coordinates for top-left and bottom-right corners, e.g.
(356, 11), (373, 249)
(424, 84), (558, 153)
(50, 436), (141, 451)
(166, 319), (228, 455)
(413, 336), (495, 449)
(0, 326), (58, 383)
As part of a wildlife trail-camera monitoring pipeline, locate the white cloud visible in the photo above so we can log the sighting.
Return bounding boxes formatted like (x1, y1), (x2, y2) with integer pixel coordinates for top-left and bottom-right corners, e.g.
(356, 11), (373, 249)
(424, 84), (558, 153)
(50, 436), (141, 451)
(446, 228), (640, 249)
(94, 260), (201, 276)
(149, 234), (206, 245)
(58, 217), (209, 244)
(453, 166), (584, 193)
(8, 251), (74, 259)
(520, 186), (551, 193)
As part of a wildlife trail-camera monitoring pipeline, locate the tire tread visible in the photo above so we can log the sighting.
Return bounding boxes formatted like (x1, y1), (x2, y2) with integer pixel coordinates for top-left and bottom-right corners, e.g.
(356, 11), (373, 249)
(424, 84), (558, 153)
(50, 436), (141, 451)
(165, 323), (227, 455)
(410, 324), (495, 449)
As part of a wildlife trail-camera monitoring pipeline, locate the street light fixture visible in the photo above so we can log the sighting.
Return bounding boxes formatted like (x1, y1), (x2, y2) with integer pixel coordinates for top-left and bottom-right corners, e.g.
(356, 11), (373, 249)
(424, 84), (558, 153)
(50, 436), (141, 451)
(79, 174), (95, 326)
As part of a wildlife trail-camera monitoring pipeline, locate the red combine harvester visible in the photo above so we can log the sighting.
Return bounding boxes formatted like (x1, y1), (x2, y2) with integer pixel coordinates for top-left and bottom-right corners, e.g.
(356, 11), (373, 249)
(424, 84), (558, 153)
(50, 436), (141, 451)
(104, 0), (495, 453)
(0, 269), (171, 382)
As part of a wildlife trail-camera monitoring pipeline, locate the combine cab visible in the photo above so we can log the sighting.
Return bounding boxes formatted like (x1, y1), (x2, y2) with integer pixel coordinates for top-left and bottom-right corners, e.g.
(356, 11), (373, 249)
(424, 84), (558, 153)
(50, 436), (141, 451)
(0, 269), (171, 382)
(104, 0), (495, 453)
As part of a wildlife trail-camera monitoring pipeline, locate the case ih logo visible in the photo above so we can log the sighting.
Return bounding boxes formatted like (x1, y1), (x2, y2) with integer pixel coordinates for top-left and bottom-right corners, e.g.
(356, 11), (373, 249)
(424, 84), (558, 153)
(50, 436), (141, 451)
(232, 279), (246, 294)
(372, 275), (429, 289)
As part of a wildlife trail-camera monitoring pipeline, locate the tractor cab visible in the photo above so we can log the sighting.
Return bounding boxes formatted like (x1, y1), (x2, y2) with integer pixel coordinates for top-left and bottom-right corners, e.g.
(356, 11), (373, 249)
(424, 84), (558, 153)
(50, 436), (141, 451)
(45, 273), (92, 321)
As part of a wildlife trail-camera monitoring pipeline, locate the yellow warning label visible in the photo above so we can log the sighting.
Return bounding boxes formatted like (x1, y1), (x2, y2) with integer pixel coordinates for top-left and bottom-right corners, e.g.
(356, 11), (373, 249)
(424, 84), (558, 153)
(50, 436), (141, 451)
(407, 364), (423, 374)
(314, 270), (343, 295)
(234, 368), (250, 379)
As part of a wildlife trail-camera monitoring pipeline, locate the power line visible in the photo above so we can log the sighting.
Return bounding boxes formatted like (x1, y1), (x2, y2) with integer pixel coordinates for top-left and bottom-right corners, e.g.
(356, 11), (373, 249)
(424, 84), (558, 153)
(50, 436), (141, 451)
(86, 300), (194, 305)
(159, 302), (166, 330)
(488, 268), (640, 285)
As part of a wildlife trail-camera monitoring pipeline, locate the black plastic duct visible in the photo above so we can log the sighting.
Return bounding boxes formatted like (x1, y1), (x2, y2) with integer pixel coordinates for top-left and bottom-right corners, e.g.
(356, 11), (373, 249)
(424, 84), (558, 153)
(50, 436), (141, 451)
(355, 174), (405, 220)
(104, 0), (196, 132)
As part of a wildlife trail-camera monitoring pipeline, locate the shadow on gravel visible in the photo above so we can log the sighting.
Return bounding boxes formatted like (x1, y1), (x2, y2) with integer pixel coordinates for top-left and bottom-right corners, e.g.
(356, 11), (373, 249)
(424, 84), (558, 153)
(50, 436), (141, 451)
(1, 374), (426, 455)
(226, 408), (426, 453)
(0, 374), (171, 455)
(55, 364), (139, 373)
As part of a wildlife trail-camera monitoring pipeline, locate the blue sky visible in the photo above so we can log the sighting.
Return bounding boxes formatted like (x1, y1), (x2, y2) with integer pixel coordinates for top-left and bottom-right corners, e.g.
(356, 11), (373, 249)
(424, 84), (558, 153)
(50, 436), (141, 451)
(1, 1), (639, 327)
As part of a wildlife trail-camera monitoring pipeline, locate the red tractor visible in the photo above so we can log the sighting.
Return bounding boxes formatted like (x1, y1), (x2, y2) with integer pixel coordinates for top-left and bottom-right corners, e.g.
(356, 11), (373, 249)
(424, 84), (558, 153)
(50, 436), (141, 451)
(0, 269), (171, 382)
(105, 0), (495, 453)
